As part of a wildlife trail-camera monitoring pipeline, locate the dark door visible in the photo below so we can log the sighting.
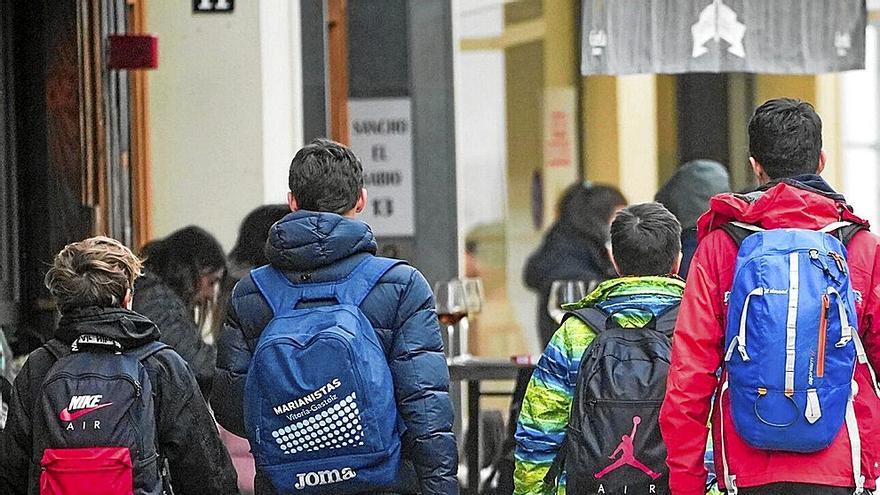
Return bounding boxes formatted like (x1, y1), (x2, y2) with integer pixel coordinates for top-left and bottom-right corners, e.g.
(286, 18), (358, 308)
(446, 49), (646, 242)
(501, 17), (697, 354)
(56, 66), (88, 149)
(10, 0), (134, 352)
(0, 0), (20, 338)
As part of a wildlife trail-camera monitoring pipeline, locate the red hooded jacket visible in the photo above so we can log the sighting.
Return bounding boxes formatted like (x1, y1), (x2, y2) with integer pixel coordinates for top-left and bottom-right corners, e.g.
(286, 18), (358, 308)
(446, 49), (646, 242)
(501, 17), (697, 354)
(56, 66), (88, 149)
(660, 180), (880, 494)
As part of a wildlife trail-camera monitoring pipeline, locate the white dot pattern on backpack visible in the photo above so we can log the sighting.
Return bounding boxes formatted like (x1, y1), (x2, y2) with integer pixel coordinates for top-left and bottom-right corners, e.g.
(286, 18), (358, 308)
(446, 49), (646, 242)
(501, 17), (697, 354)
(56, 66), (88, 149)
(271, 392), (365, 454)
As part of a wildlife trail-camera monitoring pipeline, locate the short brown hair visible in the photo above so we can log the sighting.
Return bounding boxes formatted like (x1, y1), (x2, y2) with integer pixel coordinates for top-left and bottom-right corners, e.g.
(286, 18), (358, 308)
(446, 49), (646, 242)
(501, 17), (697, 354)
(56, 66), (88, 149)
(45, 236), (143, 310)
(288, 138), (363, 214)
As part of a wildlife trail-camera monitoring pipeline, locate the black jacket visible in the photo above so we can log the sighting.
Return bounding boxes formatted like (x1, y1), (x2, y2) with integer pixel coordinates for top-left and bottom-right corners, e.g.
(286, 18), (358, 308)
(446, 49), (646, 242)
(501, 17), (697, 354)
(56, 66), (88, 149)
(212, 211), (458, 495)
(523, 224), (615, 347)
(0, 307), (238, 494)
(133, 272), (217, 395)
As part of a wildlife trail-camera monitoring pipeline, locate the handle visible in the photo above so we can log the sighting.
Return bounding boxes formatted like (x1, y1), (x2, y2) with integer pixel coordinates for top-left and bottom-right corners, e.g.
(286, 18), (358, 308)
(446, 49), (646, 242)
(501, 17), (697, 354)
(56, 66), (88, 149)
(754, 391), (799, 428)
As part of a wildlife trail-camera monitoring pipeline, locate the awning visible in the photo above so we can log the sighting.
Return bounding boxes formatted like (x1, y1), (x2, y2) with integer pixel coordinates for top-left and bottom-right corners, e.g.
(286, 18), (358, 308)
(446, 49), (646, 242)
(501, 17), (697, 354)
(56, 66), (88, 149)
(581, 0), (866, 75)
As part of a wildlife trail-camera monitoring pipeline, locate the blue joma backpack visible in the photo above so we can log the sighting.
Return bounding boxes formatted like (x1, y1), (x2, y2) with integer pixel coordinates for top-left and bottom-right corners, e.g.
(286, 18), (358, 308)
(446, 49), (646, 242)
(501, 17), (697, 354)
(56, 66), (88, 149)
(244, 257), (404, 494)
(719, 221), (875, 493)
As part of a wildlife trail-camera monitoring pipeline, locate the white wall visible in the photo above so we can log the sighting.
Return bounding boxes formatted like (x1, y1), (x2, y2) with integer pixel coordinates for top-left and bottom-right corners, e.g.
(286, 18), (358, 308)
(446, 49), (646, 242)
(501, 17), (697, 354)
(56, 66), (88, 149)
(842, 26), (879, 230)
(147, 1), (302, 250)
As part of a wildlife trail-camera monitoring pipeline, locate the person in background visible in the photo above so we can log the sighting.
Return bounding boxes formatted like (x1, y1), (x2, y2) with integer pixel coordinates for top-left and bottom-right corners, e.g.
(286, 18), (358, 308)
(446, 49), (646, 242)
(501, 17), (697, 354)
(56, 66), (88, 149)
(655, 159), (730, 279)
(134, 226), (226, 396)
(215, 204), (290, 339)
(524, 182), (627, 347)
(215, 204), (289, 495)
(514, 203), (685, 495)
(0, 236), (237, 494)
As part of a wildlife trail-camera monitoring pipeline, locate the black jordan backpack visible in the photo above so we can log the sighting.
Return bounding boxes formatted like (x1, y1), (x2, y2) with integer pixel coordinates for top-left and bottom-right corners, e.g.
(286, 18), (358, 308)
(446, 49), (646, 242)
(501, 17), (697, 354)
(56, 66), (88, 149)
(545, 304), (678, 495)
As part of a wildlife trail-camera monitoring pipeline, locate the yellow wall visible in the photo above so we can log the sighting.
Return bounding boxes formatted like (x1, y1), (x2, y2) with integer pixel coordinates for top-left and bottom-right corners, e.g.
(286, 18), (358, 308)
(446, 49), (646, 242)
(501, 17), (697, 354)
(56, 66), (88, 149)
(582, 75), (660, 203)
(582, 76), (620, 185)
(753, 75), (842, 190)
(656, 75), (679, 186)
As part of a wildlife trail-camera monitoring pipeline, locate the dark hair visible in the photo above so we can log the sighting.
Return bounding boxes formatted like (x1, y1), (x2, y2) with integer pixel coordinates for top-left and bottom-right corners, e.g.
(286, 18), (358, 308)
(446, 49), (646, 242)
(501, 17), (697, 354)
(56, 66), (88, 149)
(748, 98), (822, 179)
(288, 138), (364, 214)
(610, 202), (682, 276)
(142, 226), (226, 306)
(229, 204), (290, 267)
(558, 182), (628, 248)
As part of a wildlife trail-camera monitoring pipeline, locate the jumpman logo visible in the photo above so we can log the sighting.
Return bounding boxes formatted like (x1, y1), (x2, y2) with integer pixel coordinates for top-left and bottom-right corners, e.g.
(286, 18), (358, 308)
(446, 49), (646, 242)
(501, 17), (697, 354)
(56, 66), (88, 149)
(594, 416), (661, 480)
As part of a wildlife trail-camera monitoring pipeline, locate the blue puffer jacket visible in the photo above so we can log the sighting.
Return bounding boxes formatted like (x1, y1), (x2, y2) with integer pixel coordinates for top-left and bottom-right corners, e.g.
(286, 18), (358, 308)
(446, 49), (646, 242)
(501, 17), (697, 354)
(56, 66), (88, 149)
(212, 211), (458, 495)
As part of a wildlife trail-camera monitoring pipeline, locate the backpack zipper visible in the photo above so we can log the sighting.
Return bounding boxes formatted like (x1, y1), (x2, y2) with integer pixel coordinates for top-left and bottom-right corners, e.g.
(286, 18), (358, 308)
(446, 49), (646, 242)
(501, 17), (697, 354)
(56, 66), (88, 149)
(45, 371), (141, 395)
(817, 294), (830, 378)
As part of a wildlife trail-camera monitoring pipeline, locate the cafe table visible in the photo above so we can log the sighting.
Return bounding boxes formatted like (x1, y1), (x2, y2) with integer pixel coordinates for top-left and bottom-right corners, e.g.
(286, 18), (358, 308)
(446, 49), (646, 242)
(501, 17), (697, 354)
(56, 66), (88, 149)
(447, 355), (535, 494)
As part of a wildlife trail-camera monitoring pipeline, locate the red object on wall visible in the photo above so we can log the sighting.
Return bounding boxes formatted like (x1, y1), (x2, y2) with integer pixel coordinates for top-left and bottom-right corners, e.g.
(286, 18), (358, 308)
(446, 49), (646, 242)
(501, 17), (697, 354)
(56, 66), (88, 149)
(107, 34), (158, 70)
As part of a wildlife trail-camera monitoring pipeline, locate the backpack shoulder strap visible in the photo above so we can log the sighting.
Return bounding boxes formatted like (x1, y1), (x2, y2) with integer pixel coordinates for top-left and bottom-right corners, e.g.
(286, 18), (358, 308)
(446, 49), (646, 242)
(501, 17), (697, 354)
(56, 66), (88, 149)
(250, 265), (296, 315)
(250, 257), (405, 314)
(337, 256), (405, 306)
(722, 220), (868, 247)
(652, 303), (680, 338)
(563, 307), (609, 334)
(129, 341), (171, 363)
(42, 339), (69, 361)
(822, 221), (867, 246)
(720, 221), (765, 247)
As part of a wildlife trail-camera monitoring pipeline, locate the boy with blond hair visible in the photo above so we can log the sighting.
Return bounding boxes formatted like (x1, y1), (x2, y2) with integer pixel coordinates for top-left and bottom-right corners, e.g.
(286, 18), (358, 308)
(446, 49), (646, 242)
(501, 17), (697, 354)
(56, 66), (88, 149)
(0, 236), (237, 494)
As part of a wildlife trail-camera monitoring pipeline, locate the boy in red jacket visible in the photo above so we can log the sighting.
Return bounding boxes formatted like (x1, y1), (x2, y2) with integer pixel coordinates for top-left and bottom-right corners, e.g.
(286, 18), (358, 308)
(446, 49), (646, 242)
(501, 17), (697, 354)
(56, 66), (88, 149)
(660, 98), (880, 495)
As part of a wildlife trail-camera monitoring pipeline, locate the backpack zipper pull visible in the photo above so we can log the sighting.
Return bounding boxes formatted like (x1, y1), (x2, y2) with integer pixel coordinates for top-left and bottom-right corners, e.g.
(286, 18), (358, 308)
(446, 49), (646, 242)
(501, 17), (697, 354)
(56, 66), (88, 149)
(134, 380), (142, 397)
(829, 251), (846, 274)
(810, 252), (836, 282)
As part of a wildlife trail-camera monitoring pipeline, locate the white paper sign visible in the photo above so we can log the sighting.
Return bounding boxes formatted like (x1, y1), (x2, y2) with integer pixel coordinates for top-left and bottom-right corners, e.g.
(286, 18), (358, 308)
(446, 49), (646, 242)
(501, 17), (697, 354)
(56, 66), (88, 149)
(348, 98), (415, 237)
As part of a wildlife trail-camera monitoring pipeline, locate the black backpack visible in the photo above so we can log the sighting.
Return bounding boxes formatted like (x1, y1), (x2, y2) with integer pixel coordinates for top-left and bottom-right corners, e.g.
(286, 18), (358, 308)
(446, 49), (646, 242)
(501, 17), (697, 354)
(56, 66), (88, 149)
(546, 304), (678, 495)
(33, 334), (171, 495)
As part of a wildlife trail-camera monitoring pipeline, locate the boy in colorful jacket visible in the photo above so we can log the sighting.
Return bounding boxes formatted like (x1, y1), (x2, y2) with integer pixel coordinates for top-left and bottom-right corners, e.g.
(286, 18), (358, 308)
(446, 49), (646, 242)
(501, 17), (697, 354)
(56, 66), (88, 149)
(513, 202), (690, 495)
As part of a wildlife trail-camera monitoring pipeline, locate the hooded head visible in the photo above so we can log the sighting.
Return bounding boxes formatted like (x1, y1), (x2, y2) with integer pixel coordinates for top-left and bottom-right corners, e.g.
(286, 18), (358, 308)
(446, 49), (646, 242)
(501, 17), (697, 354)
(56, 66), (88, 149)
(655, 160), (730, 230)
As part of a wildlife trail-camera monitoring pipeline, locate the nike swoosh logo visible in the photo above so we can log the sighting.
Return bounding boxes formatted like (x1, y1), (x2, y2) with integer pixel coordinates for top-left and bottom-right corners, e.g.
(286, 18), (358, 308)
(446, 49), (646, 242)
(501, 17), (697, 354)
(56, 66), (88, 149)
(59, 403), (113, 422)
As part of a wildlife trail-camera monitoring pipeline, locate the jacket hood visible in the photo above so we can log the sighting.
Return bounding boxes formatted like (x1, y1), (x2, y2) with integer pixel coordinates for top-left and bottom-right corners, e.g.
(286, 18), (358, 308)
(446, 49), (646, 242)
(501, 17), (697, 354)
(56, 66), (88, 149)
(265, 210), (377, 271)
(655, 160), (730, 230)
(697, 177), (869, 241)
(54, 306), (161, 348)
(565, 276), (684, 328)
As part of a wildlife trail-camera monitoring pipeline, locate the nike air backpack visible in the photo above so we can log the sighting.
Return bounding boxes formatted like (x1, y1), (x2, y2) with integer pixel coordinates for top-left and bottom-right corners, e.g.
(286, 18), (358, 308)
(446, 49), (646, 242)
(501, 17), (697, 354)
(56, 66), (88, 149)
(718, 221), (877, 495)
(33, 335), (169, 495)
(546, 303), (679, 495)
(245, 257), (405, 494)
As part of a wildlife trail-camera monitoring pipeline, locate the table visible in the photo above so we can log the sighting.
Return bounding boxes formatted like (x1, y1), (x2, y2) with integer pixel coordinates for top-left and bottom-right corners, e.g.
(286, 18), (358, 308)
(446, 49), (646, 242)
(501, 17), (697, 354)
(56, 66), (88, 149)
(448, 357), (535, 494)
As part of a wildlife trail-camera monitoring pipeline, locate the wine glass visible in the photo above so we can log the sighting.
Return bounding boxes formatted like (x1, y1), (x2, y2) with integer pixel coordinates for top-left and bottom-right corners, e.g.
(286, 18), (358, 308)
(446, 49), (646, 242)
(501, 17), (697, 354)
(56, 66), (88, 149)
(434, 280), (468, 358)
(547, 280), (587, 324)
(462, 278), (485, 316)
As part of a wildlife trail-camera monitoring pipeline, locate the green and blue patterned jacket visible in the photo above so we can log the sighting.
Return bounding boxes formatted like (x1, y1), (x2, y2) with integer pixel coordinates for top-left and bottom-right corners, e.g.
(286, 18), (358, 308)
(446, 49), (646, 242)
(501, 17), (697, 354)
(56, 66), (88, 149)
(514, 276), (717, 495)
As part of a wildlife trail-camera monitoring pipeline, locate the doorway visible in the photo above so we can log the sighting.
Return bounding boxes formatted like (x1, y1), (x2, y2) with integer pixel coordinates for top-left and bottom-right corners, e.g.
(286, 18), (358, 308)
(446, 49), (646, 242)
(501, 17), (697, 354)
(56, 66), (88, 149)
(2, 0), (138, 354)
